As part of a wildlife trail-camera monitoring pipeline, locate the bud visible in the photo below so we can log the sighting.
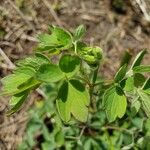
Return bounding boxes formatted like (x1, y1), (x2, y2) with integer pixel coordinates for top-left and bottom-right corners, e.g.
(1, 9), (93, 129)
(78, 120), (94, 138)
(79, 46), (103, 65)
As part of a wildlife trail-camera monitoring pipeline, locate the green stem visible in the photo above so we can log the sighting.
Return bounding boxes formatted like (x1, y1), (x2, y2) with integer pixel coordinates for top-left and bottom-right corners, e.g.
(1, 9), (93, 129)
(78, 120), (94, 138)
(74, 41), (77, 54)
(89, 65), (99, 110)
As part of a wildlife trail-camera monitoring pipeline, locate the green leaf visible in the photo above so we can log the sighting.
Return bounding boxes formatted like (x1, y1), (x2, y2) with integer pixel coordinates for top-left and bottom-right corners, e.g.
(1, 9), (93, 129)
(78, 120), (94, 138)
(14, 66), (36, 76)
(56, 80), (90, 122)
(7, 91), (29, 115)
(131, 97), (141, 116)
(16, 53), (51, 72)
(131, 49), (147, 69)
(59, 54), (80, 77)
(103, 86), (127, 122)
(36, 64), (64, 83)
(143, 78), (150, 90)
(114, 64), (127, 83)
(142, 78), (150, 95)
(0, 73), (32, 95)
(133, 65), (150, 73)
(137, 89), (150, 117)
(37, 26), (72, 52)
(120, 49), (133, 67)
(123, 77), (134, 92)
(55, 129), (64, 147)
(74, 25), (86, 41)
(134, 73), (146, 87)
(144, 89), (150, 95)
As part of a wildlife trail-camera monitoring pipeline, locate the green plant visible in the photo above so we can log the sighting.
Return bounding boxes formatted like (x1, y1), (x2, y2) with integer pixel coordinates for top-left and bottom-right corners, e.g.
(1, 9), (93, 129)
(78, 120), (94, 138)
(0, 25), (150, 149)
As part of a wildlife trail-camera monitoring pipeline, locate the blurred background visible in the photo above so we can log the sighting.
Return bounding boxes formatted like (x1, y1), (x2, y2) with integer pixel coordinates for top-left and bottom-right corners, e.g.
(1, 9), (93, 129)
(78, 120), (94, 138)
(0, 0), (150, 149)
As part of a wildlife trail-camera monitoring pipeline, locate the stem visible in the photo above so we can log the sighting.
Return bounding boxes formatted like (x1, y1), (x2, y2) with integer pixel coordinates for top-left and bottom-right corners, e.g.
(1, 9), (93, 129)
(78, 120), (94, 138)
(90, 65), (99, 99)
(89, 65), (99, 111)
(74, 41), (77, 54)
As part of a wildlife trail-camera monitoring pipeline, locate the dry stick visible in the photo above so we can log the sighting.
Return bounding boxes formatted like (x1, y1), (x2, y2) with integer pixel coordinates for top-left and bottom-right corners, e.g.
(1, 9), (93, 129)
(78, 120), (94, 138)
(42, 0), (62, 27)
(0, 48), (16, 69)
(7, 0), (36, 32)
(135, 0), (150, 22)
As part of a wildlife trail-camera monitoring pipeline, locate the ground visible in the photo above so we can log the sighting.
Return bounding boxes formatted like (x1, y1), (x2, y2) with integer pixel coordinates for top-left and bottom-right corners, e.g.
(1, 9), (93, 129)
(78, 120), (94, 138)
(0, 0), (150, 149)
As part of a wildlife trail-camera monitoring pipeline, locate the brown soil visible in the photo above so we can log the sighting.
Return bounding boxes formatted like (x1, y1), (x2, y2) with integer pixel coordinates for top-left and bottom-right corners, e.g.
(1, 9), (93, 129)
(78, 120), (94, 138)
(0, 0), (150, 149)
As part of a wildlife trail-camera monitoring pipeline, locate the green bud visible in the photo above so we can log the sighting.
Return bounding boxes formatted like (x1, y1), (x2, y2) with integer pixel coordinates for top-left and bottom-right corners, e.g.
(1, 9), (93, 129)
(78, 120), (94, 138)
(79, 46), (103, 65)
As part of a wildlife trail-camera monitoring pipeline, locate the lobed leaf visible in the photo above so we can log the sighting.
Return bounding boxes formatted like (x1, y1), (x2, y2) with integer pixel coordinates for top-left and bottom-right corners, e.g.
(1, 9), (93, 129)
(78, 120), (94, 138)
(56, 79), (90, 122)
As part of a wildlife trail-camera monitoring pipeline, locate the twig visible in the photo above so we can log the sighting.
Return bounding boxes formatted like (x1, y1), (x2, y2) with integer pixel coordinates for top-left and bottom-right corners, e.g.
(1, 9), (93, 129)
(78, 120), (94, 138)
(135, 0), (150, 22)
(7, 0), (36, 31)
(0, 48), (16, 69)
(42, 0), (62, 27)
(21, 34), (38, 42)
(102, 126), (133, 134)
(65, 126), (86, 141)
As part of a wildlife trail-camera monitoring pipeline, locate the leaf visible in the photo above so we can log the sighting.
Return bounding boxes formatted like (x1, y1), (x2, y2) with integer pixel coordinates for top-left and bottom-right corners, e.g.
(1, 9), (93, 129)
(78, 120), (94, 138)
(131, 49), (147, 69)
(59, 55), (80, 77)
(134, 73), (146, 87)
(137, 89), (150, 117)
(36, 64), (64, 83)
(143, 78), (150, 90)
(133, 65), (150, 73)
(103, 86), (127, 122)
(37, 26), (72, 52)
(16, 53), (51, 72)
(131, 96), (141, 116)
(123, 77), (134, 92)
(7, 91), (29, 115)
(0, 73), (32, 95)
(14, 66), (36, 76)
(74, 25), (86, 41)
(120, 49), (133, 67)
(56, 79), (90, 122)
(55, 129), (64, 147)
(114, 64), (127, 83)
